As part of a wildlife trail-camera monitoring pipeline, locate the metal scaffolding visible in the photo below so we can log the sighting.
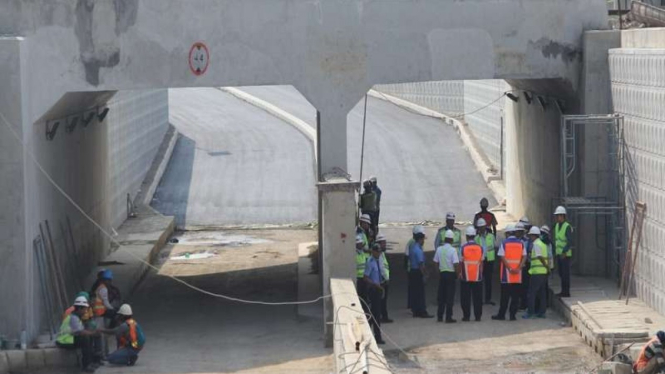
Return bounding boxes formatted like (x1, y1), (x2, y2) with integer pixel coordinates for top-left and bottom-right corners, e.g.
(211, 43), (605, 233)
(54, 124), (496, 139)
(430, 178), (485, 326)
(554, 115), (626, 279)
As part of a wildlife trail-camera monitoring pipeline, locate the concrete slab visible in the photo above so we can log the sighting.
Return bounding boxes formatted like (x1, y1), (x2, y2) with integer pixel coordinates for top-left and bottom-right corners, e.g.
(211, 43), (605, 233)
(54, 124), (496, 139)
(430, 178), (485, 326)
(0, 353), (9, 374)
(598, 361), (632, 374)
(5, 350), (26, 373)
(24, 350), (44, 371)
(42, 348), (77, 368)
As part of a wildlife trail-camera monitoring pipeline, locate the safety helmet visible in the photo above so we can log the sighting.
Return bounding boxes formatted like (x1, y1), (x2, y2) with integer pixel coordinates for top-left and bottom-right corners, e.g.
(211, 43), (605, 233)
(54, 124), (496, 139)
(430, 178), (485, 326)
(445, 230), (455, 239)
(363, 179), (372, 187)
(369, 176), (377, 183)
(554, 206), (567, 215)
(480, 197), (489, 208)
(117, 304), (133, 316)
(359, 214), (372, 224)
(75, 291), (90, 302)
(356, 235), (364, 244)
(74, 296), (89, 308)
(412, 225), (425, 235)
(515, 222), (525, 231)
(101, 269), (113, 280)
(540, 225), (550, 235)
(445, 212), (455, 220)
(465, 226), (476, 237)
(528, 226), (541, 236)
(476, 218), (487, 227)
(504, 223), (515, 233)
(376, 233), (386, 242)
(519, 216), (530, 225)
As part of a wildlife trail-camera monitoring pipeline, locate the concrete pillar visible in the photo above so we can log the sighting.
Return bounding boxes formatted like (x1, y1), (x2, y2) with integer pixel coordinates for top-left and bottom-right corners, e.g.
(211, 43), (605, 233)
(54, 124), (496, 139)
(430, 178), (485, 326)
(317, 110), (348, 178)
(0, 37), (29, 340)
(318, 177), (359, 346)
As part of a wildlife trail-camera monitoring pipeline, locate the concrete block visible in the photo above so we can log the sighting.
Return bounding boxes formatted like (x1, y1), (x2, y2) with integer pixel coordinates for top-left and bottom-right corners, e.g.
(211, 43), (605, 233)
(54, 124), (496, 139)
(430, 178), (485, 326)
(598, 362), (632, 374)
(44, 348), (78, 367)
(0, 353), (9, 374)
(5, 350), (26, 373)
(25, 349), (45, 371)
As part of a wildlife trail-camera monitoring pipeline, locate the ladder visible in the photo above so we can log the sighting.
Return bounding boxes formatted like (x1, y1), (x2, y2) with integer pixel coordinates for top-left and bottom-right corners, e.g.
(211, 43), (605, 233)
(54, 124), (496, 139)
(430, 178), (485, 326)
(618, 201), (647, 304)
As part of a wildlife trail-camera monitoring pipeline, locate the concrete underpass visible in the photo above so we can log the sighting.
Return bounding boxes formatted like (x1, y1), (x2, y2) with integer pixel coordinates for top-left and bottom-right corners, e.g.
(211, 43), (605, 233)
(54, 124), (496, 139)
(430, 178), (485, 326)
(4, 1), (665, 374)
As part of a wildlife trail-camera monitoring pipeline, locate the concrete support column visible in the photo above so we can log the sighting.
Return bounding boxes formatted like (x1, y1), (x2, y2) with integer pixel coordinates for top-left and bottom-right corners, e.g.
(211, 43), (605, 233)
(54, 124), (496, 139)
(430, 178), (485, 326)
(318, 177), (359, 346)
(0, 37), (29, 339)
(317, 110), (348, 178)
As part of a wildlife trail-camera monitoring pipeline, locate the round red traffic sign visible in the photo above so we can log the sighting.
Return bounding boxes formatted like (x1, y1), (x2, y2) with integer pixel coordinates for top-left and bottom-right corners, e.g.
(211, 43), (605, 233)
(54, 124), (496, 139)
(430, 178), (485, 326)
(189, 42), (210, 76)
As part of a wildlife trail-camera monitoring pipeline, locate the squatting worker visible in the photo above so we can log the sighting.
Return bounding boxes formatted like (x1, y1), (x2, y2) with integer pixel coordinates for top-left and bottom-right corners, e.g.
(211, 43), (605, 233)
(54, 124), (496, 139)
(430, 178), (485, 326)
(57, 296), (100, 373)
(376, 234), (393, 323)
(475, 218), (497, 306)
(553, 205), (572, 297)
(435, 212), (461, 254)
(459, 226), (484, 322)
(492, 224), (526, 321)
(355, 235), (370, 312)
(99, 304), (145, 366)
(474, 197), (498, 235)
(405, 225), (424, 309)
(433, 229), (460, 323)
(409, 229), (433, 318)
(524, 226), (549, 319)
(633, 331), (665, 374)
(363, 245), (386, 345)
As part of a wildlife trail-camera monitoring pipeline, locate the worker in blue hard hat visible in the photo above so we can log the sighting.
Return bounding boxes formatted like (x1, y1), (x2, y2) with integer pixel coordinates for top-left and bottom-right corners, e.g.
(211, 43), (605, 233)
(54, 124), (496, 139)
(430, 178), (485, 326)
(92, 269), (116, 358)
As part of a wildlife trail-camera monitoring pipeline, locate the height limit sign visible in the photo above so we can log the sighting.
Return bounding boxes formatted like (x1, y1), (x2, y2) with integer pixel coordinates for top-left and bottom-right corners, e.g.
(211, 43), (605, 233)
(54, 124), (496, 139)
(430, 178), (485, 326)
(189, 42), (209, 76)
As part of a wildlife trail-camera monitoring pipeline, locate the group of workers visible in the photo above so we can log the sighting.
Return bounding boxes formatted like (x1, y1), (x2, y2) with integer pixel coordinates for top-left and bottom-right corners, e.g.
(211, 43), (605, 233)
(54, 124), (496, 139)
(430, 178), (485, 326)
(55, 269), (145, 373)
(355, 193), (575, 344)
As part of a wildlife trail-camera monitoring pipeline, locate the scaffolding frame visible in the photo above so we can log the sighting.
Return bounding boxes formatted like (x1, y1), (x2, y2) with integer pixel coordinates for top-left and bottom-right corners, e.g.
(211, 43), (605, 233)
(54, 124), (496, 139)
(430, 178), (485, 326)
(554, 114), (626, 279)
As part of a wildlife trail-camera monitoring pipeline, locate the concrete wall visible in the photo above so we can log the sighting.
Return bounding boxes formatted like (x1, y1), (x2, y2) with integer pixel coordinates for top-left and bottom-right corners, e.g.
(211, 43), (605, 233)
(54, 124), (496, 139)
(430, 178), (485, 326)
(610, 46), (665, 315)
(374, 81), (464, 118)
(0, 87), (168, 342)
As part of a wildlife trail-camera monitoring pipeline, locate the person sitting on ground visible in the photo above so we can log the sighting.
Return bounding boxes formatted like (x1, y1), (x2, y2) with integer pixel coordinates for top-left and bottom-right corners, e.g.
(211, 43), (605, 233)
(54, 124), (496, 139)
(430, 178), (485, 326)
(99, 304), (145, 367)
(633, 331), (665, 374)
(56, 296), (101, 373)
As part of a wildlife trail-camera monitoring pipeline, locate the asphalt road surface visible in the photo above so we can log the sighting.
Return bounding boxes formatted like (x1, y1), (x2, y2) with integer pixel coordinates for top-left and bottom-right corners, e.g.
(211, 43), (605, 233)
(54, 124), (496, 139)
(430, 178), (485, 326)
(239, 85), (495, 224)
(152, 88), (316, 228)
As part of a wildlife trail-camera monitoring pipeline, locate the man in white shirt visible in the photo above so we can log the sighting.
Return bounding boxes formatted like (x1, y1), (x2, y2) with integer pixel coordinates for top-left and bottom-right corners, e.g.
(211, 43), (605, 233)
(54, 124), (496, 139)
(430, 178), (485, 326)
(433, 230), (460, 323)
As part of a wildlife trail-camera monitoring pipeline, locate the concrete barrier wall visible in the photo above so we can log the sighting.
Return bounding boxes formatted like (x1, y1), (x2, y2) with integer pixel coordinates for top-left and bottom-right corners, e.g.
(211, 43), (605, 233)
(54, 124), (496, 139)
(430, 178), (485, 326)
(374, 81), (464, 118)
(610, 48), (665, 315)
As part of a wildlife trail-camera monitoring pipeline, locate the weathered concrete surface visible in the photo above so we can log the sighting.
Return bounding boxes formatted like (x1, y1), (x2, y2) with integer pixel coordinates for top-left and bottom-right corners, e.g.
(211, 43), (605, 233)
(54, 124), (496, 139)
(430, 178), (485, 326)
(153, 88), (316, 228)
(237, 86), (495, 223)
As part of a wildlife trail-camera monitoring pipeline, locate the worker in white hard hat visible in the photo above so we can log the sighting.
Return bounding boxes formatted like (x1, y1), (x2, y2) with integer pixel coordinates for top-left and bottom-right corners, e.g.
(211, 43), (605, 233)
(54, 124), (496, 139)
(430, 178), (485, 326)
(408, 228), (434, 318)
(369, 176), (382, 227)
(357, 214), (373, 251)
(492, 224), (526, 321)
(553, 206), (572, 297)
(460, 226), (484, 321)
(56, 296), (100, 372)
(512, 222), (531, 310)
(356, 235), (370, 312)
(99, 304), (145, 366)
(523, 227), (549, 319)
(435, 212), (461, 255)
(433, 229), (460, 323)
(475, 218), (498, 305)
(375, 234), (393, 323)
(405, 225), (425, 309)
(474, 197), (498, 235)
(359, 180), (379, 234)
(539, 225), (554, 310)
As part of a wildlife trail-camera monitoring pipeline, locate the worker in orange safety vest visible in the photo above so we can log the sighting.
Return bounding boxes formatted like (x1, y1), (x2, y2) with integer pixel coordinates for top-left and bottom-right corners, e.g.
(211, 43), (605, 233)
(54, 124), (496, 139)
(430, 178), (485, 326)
(459, 226), (484, 322)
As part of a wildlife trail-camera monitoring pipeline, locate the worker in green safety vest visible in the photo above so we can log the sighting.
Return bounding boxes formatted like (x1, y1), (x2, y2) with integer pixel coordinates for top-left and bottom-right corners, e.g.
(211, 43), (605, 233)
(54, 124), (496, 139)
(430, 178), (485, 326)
(56, 296), (101, 372)
(356, 235), (370, 312)
(359, 180), (379, 233)
(523, 227), (549, 319)
(475, 218), (497, 306)
(435, 212), (461, 254)
(375, 234), (393, 323)
(553, 205), (573, 297)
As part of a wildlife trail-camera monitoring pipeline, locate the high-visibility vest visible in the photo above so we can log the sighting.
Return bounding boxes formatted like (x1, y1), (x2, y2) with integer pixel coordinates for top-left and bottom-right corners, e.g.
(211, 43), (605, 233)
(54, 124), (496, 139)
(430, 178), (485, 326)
(529, 239), (548, 275)
(475, 233), (496, 262)
(555, 221), (572, 257)
(500, 239), (524, 284)
(356, 251), (369, 278)
(438, 245), (456, 273)
(118, 319), (145, 350)
(56, 315), (74, 345)
(380, 252), (389, 281)
(634, 336), (663, 371)
(360, 231), (369, 251)
(360, 192), (378, 212)
(461, 243), (483, 282)
(93, 284), (107, 317)
(439, 228), (461, 250)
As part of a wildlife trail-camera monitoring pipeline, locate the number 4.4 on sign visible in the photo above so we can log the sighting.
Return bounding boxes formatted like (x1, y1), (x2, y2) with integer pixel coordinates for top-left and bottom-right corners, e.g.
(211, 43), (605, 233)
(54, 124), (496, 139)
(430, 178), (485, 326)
(189, 42), (209, 76)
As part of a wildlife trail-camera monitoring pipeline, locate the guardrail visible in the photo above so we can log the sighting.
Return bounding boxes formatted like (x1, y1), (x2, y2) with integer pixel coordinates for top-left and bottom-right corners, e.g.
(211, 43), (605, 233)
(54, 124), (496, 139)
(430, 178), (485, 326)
(630, 0), (665, 27)
(330, 278), (391, 374)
